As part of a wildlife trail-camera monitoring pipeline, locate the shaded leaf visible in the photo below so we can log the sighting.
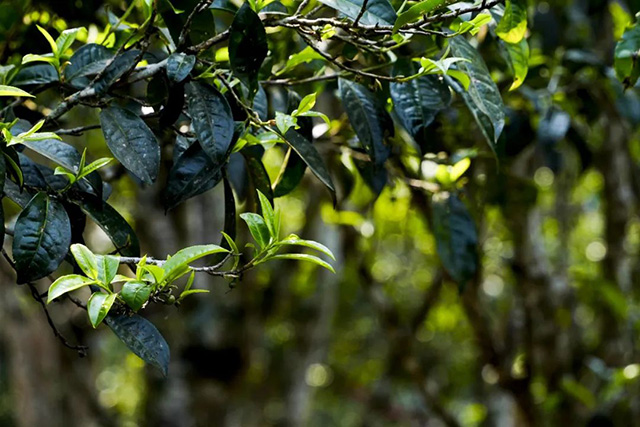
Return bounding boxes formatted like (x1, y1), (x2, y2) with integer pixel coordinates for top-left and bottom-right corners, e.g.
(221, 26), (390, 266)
(93, 49), (140, 94)
(393, 0), (454, 32)
(320, 0), (396, 26)
(100, 105), (160, 184)
(185, 82), (234, 164)
(13, 192), (71, 283)
(164, 141), (223, 210)
(431, 193), (477, 287)
(75, 199), (140, 257)
(449, 37), (505, 151)
(283, 129), (335, 201)
(64, 43), (113, 87)
(229, 3), (268, 95)
(391, 59), (451, 152)
(166, 52), (196, 82)
(104, 314), (170, 376)
(339, 78), (392, 166)
(11, 64), (58, 86)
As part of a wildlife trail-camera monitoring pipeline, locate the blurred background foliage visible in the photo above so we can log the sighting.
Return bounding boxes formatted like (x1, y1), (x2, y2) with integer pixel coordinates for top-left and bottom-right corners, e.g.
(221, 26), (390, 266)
(1, 0), (640, 426)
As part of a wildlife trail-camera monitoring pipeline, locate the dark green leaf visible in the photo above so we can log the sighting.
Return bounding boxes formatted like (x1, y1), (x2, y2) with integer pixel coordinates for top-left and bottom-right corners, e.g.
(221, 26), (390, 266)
(93, 49), (140, 95)
(105, 314), (170, 376)
(164, 141), (223, 210)
(11, 64), (58, 86)
(13, 192), (72, 283)
(449, 37), (505, 151)
(166, 52), (195, 83)
(283, 129), (335, 202)
(185, 82), (234, 164)
(229, 3), (268, 96)
(121, 280), (152, 311)
(320, 0), (396, 26)
(338, 78), (392, 166)
(100, 105), (160, 185)
(64, 43), (113, 88)
(75, 199), (140, 257)
(273, 147), (306, 197)
(390, 59), (451, 153)
(431, 193), (478, 287)
(242, 146), (274, 202)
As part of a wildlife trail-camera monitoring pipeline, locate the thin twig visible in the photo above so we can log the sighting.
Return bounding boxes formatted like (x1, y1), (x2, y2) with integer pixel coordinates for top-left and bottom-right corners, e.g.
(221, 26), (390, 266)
(353, 0), (369, 26)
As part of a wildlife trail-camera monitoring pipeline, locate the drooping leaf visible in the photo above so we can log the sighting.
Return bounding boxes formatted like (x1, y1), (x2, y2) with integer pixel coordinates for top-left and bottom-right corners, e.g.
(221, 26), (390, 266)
(75, 199), (140, 257)
(390, 59), (451, 153)
(47, 274), (95, 303)
(240, 212), (271, 249)
(166, 52), (196, 82)
(338, 78), (392, 166)
(87, 292), (117, 328)
(162, 244), (228, 282)
(0, 85), (34, 97)
(273, 147), (307, 197)
(283, 129), (335, 201)
(431, 193), (478, 287)
(164, 140), (224, 210)
(269, 253), (335, 273)
(320, 0), (396, 26)
(104, 314), (170, 376)
(229, 3), (268, 95)
(495, 0), (527, 44)
(393, 0), (455, 32)
(277, 235), (336, 260)
(502, 38), (529, 91)
(100, 105), (160, 184)
(11, 64), (58, 86)
(449, 37), (505, 151)
(185, 82), (234, 164)
(121, 280), (152, 311)
(13, 192), (72, 283)
(242, 146), (274, 203)
(64, 43), (113, 87)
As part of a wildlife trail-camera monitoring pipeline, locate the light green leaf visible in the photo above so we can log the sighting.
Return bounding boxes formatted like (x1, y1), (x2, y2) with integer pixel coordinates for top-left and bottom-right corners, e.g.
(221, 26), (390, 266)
(275, 111), (297, 134)
(504, 39), (529, 90)
(277, 235), (336, 260)
(121, 280), (152, 311)
(257, 190), (277, 238)
(37, 25), (58, 55)
(495, 0), (527, 44)
(56, 28), (84, 56)
(240, 212), (271, 249)
(47, 274), (95, 303)
(70, 244), (99, 279)
(293, 93), (317, 116)
(394, 0), (456, 33)
(162, 244), (228, 283)
(277, 46), (323, 75)
(96, 254), (120, 286)
(87, 292), (117, 328)
(0, 85), (34, 98)
(269, 253), (335, 273)
(22, 54), (58, 66)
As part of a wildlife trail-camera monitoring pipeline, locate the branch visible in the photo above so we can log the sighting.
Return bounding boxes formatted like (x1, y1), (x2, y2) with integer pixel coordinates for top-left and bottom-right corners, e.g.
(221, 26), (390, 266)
(353, 0), (369, 26)
(1, 249), (88, 356)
